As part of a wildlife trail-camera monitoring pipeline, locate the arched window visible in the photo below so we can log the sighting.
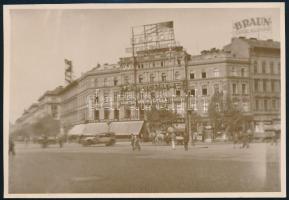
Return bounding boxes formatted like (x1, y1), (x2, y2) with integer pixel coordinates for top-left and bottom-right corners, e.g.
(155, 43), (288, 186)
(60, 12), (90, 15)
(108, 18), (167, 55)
(241, 68), (245, 77)
(175, 71), (180, 80)
(262, 61), (267, 73)
(161, 73), (166, 82)
(270, 61), (274, 74)
(113, 77), (118, 86)
(213, 68), (219, 77)
(150, 73), (155, 82)
(139, 75), (143, 83)
(104, 78), (108, 86)
(254, 61), (258, 74)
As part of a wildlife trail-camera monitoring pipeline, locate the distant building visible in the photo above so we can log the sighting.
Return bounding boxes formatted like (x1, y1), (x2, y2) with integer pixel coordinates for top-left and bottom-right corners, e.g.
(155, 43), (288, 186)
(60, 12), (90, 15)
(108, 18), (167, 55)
(14, 86), (63, 130)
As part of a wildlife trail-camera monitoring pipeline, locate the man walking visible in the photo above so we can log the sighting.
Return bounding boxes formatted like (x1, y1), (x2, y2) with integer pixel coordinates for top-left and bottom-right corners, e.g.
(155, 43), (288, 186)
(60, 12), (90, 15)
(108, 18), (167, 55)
(184, 133), (189, 151)
(9, 135), (16, 156)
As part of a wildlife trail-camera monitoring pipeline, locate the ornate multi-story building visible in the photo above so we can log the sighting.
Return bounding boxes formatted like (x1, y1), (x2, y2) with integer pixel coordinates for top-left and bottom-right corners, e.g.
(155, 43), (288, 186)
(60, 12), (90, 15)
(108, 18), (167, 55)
(13, 36), (280, 137)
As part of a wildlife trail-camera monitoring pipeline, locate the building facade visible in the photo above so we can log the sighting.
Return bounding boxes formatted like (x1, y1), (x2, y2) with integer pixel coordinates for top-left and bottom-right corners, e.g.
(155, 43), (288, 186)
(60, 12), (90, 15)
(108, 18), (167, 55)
(14, 37), (281, 136)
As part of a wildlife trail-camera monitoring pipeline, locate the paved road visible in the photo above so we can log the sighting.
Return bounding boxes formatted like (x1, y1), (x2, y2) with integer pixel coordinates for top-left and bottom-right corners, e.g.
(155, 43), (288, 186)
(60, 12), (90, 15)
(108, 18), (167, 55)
(8, 142), (280, 194)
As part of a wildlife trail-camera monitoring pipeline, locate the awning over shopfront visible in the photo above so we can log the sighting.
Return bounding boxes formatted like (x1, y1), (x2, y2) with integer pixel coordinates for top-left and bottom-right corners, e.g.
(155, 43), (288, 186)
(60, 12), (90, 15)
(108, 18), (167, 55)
(82, 122), (108, 135)
(67, 124), (86, 136)
(68, 121), (144, 136)
(110, 121), (144, 136)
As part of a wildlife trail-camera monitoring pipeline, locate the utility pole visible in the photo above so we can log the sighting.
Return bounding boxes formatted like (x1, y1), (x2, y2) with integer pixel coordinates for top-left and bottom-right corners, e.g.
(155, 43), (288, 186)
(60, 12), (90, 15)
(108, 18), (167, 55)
(184, 51), (191, 150)
(132, 27), (139, 120)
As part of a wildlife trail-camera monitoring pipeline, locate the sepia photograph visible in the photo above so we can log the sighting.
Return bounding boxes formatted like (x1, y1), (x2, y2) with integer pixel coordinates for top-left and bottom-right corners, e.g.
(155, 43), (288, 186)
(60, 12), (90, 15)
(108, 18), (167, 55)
(3, 3), (286, 198)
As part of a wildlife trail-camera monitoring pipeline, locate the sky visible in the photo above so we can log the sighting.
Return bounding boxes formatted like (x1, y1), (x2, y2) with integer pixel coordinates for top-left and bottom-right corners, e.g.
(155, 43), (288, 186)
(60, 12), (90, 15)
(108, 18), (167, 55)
(8, 6), (281, 123)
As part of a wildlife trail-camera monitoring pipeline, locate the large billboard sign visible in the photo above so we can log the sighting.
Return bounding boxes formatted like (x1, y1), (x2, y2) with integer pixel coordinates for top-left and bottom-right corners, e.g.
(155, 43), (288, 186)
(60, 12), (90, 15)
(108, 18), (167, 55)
(232, 17), (272, 37)
(126, 21), (177, 53)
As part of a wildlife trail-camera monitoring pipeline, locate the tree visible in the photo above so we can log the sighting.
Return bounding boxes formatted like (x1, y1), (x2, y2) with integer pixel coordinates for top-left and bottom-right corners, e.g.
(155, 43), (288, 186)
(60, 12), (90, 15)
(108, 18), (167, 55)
(31, 115), (61, 137)
(208, 92), (253, 140)
(190, 111), (202, 132)
(146, 107), (179, 130)
(208, 91), (225, 140)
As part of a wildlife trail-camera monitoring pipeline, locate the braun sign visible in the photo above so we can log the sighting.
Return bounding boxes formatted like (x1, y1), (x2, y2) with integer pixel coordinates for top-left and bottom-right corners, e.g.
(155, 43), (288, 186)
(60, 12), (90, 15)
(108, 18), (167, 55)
(233, 17), (272, 36)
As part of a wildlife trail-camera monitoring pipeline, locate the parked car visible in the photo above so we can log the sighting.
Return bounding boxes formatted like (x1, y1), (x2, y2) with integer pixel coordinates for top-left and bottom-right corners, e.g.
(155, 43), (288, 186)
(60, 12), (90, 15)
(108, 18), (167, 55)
(80, 132), (116, 146)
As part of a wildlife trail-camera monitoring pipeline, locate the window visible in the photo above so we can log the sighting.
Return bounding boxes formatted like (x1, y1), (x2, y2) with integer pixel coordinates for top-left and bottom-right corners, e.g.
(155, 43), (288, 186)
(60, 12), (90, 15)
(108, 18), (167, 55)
(263, 80), (267, 92)
(139, 75), (143, 83)
(94, 110), (99, 120)
(94, 95), (99, 104)
(113, 77), (118, 86)
(124, 75), (129, 84)
(151, 92), (156, 98)
(255, 80), (259, 92)
(104, 91), (109, 103)
(271, 80), (275, 92)
(232, 67), (237, 76)
(202, 87), (207, 96)
(161, 73), (166, 82)
(255, 99), (259, 111)
(125, 108), (131, 119)
(272, 99), (276, 110)
(114, 109), (119, 120)
(270, 62), (274, 74)
(254, 61), (258, 74)
(202, 72), (206, 78)
(190, 72), (195, 79)
(242, 84), (246, 94)
(113, 92), (118, 102)
(262, 61), (266, 73)
(176, 90), (181, 96)
(177, 59), (181, 65)
(104, 78), (108, 86)
(241, 68), (245, 77)
(175, 71), (180, 80)
(214, 84), (219, 93)
(203, 100), (208, 112)
(277, 62), (280, 74)
(161, 61), (164, 67)
(94, 78), (98, 87)
(232, 83), (237, 94)
(213, 68), (219, 77)
(104, 109), (110, 120)
(152, 62), (155, 67)
(190, 89), (195, 96)
(150, 74), (155, 82)
(264, 99), (268, 111)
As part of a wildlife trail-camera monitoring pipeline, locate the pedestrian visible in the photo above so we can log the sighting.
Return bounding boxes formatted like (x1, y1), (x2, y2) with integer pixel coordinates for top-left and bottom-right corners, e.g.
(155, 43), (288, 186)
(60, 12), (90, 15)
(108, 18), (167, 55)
(9, 135), (16, 156)
(184, 133), (189, 151)
(191, 131), (197, 146)
(233, 131), (239, 148)
(171, 131), (176, 150)
(241, 130), (250, 149)
(131, 134), (141, 151)
(58, 135), (63, 148)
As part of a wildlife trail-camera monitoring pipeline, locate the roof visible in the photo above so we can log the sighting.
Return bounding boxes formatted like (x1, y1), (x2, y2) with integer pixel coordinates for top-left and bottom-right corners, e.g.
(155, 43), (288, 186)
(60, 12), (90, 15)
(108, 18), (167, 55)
(110, 121), (144, 135)
(38, 86), (63, 101)
(242, 38), (280, 49)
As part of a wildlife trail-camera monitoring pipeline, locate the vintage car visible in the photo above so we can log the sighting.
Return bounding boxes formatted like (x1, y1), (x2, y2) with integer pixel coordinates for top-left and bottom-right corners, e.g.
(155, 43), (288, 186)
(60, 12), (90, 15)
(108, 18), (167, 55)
(80, 132), (116, 146)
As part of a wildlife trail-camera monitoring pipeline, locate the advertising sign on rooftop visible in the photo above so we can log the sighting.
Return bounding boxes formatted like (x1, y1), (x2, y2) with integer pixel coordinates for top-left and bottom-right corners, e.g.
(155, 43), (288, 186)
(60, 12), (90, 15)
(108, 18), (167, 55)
(232, 17), (272, 38)
(126, 21), (178, 53)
